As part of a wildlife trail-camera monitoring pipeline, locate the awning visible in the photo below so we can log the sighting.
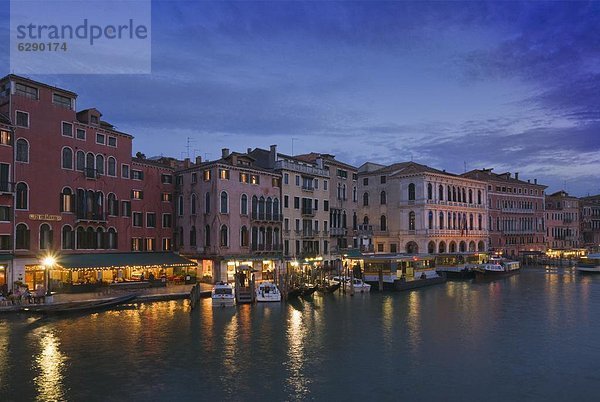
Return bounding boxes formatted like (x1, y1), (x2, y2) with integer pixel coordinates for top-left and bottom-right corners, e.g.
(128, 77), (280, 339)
(342, 249), (363, 259)
(0, 254), (13, 261)
(56, 252), (196, 270)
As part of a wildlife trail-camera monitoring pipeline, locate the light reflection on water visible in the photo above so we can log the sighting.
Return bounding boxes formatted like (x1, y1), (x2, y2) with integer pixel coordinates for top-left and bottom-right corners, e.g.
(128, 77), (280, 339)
(2, 267), (600, 401)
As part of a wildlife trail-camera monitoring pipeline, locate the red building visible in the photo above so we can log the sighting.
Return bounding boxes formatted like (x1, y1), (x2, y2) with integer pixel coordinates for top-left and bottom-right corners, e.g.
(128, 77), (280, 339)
(462, 169), (547, 257)
(0, 75), (177, 292)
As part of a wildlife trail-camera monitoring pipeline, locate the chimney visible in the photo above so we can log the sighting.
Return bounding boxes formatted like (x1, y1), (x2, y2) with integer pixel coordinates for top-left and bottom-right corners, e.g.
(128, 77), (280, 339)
(527, 179), (530, 183)
(247, 148), (252, 154)
(534, 178), (537, 185)
(184, 158), (190, 168)
(221, 148), (230, 158)
(195, 156), (202, 164)
(515, 172), (519, 180)
(269, 144), (277, 168)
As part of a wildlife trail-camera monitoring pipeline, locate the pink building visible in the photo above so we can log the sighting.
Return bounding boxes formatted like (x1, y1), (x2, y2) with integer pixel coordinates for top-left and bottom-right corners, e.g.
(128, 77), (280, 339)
(545, 191), (580, 250)
(462, 169), (547, 257)
(0, 75), (181, 292)
(175, 149), (283, 282)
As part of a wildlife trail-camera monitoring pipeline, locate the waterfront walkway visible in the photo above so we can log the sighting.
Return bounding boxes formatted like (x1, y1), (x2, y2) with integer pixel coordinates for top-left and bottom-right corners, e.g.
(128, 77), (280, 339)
(0, 283), (213, 313)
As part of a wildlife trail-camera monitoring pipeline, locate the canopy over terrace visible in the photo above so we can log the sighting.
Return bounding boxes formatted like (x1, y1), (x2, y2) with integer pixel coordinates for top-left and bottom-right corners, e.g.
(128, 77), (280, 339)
(48, 252), (197, 292)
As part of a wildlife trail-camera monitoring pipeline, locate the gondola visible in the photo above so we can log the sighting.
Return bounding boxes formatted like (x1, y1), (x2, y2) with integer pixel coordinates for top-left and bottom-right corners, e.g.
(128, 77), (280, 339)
(23, 293), (138, 314)
(317, 280), (341, 294)
(300, 284), (318, 297)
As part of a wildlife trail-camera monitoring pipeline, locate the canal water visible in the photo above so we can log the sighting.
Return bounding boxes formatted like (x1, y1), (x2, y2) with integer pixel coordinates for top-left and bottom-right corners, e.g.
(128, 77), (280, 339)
(1, 266), (599, 401)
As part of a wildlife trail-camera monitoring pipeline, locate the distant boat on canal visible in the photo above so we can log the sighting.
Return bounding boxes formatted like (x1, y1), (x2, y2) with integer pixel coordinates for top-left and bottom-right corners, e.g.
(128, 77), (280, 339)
(576, 254), (600, 273)
(23, 293), (137, 315)
(435, 253), (488, 279)
(473, 258), (520, 280)
(211, 282), (235, 307)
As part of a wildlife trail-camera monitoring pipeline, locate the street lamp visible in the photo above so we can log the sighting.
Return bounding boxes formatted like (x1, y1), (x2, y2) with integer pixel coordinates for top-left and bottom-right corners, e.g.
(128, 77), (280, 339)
(42, 255), (56, 297)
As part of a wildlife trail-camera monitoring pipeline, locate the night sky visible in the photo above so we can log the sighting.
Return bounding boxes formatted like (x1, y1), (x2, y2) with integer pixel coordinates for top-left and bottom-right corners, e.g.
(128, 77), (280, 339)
(1, 1), (599, 196)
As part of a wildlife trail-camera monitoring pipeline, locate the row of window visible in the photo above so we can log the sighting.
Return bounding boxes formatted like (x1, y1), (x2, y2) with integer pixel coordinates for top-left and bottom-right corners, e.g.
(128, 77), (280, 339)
(14, 223), (118, 250)
(183, 169), (273, 186)
(61, 121), (117, 146)
(494, 185), (540, 196)
(178, 225), (281, 249)
(14, 83), (74, 110)
(177, 193), (281, 217)
(361, 211), (485, 231)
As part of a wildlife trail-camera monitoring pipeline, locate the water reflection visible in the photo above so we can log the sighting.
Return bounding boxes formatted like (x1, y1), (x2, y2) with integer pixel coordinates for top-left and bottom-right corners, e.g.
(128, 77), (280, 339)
(0, 322), (9, 394)
(286, 308), (310, 400)
(32, 328), (66, 402)
(406, 291), (422, 356)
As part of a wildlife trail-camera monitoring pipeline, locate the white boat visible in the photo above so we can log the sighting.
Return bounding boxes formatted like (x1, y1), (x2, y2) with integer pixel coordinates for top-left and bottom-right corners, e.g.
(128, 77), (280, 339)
(576, 254), (600, 273)
(211, 282), (235, 307)
(474, 258), (520, 279)
(348, 278), (371, 293)
(255, 281), (281, 302)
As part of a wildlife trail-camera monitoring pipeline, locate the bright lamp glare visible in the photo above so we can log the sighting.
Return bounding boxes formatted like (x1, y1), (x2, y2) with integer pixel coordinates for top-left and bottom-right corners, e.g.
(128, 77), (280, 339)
(43, 256), (56, 266)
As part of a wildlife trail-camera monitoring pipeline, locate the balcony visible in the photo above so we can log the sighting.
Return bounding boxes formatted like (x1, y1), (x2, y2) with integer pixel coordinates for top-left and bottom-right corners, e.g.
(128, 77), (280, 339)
(251, 212), (282, 222)
(301, 208), (315, 217)
(76, 212), (107, 223)
(0, 182), (15, 194)
(251, 243), (283, 252)
(357, 224), (373, 235)
(84, 168), (99, 180)
(360, 244), (375, 253)
(329, 227), (346, 236)
(301, 184), (314, 192)
(275, 159), (329, 177)
(500, 207), (535, 214)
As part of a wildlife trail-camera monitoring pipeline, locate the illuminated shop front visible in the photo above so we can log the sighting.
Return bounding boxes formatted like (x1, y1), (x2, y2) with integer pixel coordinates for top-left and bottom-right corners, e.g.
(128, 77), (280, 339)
(38, 252), (196, 293)
(224, 257), (281, 283)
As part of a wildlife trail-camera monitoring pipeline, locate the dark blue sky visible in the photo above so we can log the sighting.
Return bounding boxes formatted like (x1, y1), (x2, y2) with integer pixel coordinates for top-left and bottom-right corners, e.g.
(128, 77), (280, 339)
(2, 1), (599, 196)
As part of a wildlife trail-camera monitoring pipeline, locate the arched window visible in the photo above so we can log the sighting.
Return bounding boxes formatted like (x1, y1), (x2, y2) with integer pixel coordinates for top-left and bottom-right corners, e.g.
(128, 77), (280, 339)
(108, 193), (118, 216)
(16, 182), (28, 210)
(273, 228), (280, 247)
(273, 198), (280, 219)
(95, 154), (104, 175)
(16, 139), (29, 162)
(363, 192), (369, 206)
(205, 225), (211, 246)
(16, 223), (30, 249)
(178, 227), (184, 247)
(258, 196), (265, 218)
(60, 187), (74, 213)
(353, 186), (357, 202)
(468, 189), (473, 204)
(251, 227), (258, 249)
(191, 194), (197, 215)
(427, 183), (433, 200)
(95, 191), (104, 217)
(86, 152), (95, 171)
(447, 186), (451, 201)
(477, 190), (482, 205)
(380, 215), (387, 231)
(353, 212), (357, 230)
(241, 194), (248, 215)
(76, 226), (85, 249)
(107, 228), (117, 249)
(76, 150), (85, 171)
(408, 183), (416, 201)
(342, 184), (346, 200)
(178, 195), (184, 216)
(252, 195), (258, 216)
(62, 225), (74, 250)
(408, 211), (416, 230)
(220, 191), (229, 214)
(439, 212), (444, 229)
(428, 211), (433, 229)
(439, 184), (444, 201)
(40, 223), (52, 250)
(478, 214), (483, 230)
(240, 226), (249, 247)
(96, 227), (105, 249)
(62, 147), (73, 169)
(363, 216), (369, 225)
(220, 225), (228, 247)
(462, 188), (466, 203)
(438, 241), (446, 253)
(469, 214), (474, 230)
(266, 197), (273, 219)
(205, 192), (211, 214)
(380, 191), (387, 205)
(428, 241), (436, 254)
(452, 186), (457, 202)
(190, 226), (197, 246)
(342, 211), (347, 228)
(107, 157), (116, 176)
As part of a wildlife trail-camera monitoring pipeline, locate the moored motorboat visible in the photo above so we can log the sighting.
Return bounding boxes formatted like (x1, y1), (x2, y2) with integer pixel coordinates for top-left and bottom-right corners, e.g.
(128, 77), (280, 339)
(474, 258), (520, 280)
(576, 254), (600, 273)
(317, 278), (341, 293)
(256, 282), (282, 302)
(347, 278), (371, 293)
(211, 282), (235, 307)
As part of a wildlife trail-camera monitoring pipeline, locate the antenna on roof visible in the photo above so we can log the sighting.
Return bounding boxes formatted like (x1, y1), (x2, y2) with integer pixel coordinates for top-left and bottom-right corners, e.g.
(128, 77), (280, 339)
(464, 161), (467, 173)
(291, 137), (298, 156)
(185, 137), (195, 159)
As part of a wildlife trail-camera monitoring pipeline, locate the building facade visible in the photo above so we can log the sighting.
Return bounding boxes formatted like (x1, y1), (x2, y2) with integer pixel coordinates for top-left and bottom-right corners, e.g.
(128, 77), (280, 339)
(358, 162), (489, 255)
(462, 169), (547, 257)
(545, 191), (580, 250)
(580, 194), (600, 251)
(0, 75), (176, 291)
(294, 153), (358, 258)
(175, 149), (283, 282)
(249, 146), (332, 267)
